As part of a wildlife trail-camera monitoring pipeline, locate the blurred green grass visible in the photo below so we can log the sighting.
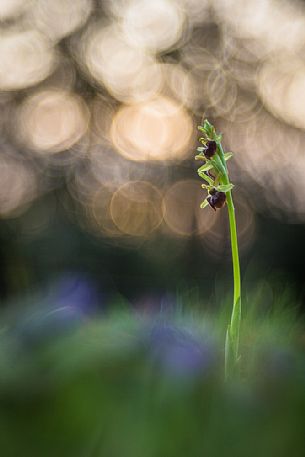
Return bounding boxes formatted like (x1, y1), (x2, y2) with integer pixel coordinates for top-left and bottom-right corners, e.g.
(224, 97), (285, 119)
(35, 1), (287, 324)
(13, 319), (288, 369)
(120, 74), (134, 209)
(0, 286), (304, 457)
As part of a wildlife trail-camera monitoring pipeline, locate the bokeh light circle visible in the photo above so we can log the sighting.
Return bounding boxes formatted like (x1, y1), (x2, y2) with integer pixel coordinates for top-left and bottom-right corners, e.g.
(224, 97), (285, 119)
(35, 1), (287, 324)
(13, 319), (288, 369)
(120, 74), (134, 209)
(17, 89), (90, 154)
(0, 157), (38, 217)
(0, 30), (56, 91)
(110, 181), (163, 237)
(163, 179), (218, 237)
(122, 0), (185, 52)
(83, 24), (162, 102)
(0, 0), (30, 19)
(30, 0), (93, 42)
(111, 96), (193, 161)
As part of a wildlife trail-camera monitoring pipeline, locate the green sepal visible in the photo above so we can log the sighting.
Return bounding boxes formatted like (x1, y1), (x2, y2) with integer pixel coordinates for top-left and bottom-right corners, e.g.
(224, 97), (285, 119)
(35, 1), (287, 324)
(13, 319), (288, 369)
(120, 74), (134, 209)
(215, 183), (234, 193)
(198, 171), (214, 185)
(200, 199), (209, 209)
(197, 146), (205, 152)
(195, 155), (205, 161)
(198, 120), (215, 139)
(210, 155), (226, 177)
(203, 119), (214, 135)
(198, 162), (214, 172)
(224, 152), (233, 161)
(198, 120), (223, 143)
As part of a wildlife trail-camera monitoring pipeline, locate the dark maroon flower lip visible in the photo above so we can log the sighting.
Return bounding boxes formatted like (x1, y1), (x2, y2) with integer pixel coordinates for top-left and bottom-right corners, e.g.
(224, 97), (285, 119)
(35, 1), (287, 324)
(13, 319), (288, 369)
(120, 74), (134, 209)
(207, 190), (226, 211)
(204, 140), (217, 159)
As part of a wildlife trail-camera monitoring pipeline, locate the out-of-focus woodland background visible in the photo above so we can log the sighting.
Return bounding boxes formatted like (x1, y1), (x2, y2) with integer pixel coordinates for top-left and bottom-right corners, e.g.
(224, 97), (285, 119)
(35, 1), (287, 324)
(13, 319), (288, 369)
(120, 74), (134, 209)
(0, 0), (305, 309)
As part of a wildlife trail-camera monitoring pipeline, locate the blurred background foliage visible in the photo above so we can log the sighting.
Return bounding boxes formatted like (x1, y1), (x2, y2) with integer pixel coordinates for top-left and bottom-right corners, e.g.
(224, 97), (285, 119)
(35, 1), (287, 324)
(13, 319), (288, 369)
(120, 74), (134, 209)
(1, 0), (305, 455)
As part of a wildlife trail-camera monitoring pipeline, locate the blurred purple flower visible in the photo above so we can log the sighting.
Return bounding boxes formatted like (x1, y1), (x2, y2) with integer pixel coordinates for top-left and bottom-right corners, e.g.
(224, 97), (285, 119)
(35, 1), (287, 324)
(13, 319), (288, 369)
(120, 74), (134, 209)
(148, 322), (216, 379)
(14, 273), (100, 347)
(47, 273), (99, 315)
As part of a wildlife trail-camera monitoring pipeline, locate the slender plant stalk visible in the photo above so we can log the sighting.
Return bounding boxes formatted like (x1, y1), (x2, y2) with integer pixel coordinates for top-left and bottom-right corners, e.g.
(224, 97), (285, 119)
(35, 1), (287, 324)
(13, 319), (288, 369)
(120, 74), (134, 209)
(225, 190), (241, 378)
(218, 143), (241, 378)
(195, 120), (241, 379)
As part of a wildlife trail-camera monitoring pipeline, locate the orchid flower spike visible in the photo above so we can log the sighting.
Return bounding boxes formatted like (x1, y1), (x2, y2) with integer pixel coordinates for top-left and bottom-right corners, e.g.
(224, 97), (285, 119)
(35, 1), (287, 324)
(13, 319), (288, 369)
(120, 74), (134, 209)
(195, 119), (234, 211)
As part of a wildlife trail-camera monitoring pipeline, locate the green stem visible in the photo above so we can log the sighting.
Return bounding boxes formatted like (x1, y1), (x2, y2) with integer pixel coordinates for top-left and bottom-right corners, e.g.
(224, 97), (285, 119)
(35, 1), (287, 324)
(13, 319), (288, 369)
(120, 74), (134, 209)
(218, 144), (241, 378)
(226, 192), (241, 313)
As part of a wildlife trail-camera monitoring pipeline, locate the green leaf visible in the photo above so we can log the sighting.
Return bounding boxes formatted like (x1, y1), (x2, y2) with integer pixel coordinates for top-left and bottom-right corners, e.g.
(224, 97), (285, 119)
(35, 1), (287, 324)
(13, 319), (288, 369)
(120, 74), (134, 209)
(200, 199), (209, 209)
(224, 152), (233, 161)
(198, 162), (213, 172)
(215, 183), (234, 192)
(225, 324), (235, 380)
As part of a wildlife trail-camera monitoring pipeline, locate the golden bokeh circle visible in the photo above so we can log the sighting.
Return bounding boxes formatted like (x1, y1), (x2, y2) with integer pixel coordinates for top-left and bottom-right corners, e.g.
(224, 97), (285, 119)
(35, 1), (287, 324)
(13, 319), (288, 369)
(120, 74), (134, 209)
(163, 179), (219, 237)
(111, 96), (193, 161)
(110, 181), (163, 236)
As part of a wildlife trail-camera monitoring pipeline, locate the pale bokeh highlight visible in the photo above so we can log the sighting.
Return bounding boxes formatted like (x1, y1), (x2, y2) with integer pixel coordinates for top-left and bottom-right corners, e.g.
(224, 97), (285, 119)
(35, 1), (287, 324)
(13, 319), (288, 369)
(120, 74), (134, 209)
(1, 0), (305, 246)
(17, 89), (90, 154)
(111, 97), (193, 161)
(0, 30), (56, 91)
